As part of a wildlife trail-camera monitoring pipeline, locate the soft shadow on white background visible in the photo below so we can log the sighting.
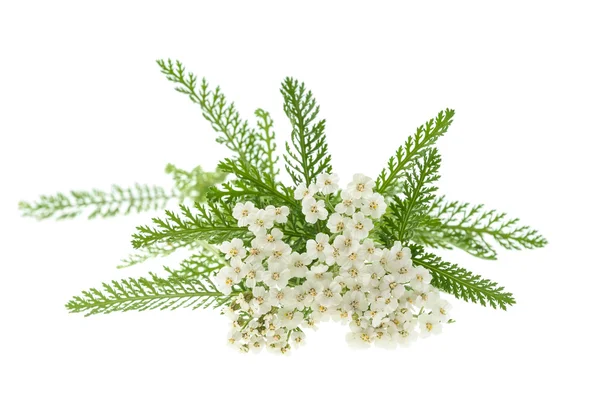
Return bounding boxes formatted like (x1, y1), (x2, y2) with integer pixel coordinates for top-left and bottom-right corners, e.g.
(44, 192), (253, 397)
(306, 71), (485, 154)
(1, 1), (598, 399)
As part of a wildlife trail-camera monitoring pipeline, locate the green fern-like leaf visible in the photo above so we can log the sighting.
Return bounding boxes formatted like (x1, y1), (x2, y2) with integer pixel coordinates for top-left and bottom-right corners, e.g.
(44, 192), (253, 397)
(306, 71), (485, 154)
(65, 273), (230, 316)
(415, 196), (547, 258)
(254, 108), (280, 178)
(412, 249), (515, 310)
(376, 109), (454, 196)
(413, 228), (498, 260)
(19, 184), (173, 220)
(164, 243), (227, 279)
(280, 77), (332, 185)
(157, 59), (276, 174)
(117, 237), (200, 269)
(165, 163), (227, 202)
(211, 158), (297, 208)
(379, 148), (441, 245)
(131, 202), (246, 250)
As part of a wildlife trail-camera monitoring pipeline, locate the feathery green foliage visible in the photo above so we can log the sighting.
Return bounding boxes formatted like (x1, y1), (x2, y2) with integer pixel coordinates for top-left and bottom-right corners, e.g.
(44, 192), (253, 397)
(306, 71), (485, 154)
(117, 238), (199, 269)
(19, 184), (173, 220)
(157, 59), (277, 174)
(254, 108), (280, 178)
(413, 196), (547, 260)
(376, 109), (454, 196)
(210, 158), (296, 207)
(379, 148), (441, 245)
(164, 244), (226, 279)
(19, 164), (226, 221)
(412, 226), (498, 260)
(281, 77), (332, 186)
(65, 273), (230, 316)
(18, 62), (546, 323)
(412, 248), (515, 310)
(165, 163), (227, 202)
(132, 202), (246, 250)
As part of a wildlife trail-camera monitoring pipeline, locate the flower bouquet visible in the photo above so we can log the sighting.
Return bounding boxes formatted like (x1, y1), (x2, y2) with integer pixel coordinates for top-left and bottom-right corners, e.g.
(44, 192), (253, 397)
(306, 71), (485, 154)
(20, 59), (547, 354)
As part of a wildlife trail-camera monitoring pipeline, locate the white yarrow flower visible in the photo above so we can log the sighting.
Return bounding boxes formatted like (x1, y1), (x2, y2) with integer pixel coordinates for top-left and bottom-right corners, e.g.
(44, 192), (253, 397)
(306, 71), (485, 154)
(347, 212), (374, 240)
(219, 238), (247, 260)
(316, 173), (340, 195)
(335, 190), (360, 215)
(289, 252), (312, 278)
(255, 228), (284, 252)
(266, 205), (290, 224)
(302, 197), (328, 224)
(326, 213), (351, 234)
(361, 193), (387, 218)
(294, 183), (318, 202)
(248, 210), (275, 235)
(216, 267), (238, 295)
(306, 233), (334, 264)
(419, 314), (442, 337)
(264, 263), (291, 288)
(233, 201), (258, 226)
(347, 173), (375, 199)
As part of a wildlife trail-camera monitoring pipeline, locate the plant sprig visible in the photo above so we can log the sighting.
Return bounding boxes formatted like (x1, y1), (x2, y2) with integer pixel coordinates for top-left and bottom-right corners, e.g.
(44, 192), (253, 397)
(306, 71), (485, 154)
(376, 109), (454, 196)
(412, 248), (516, 310)
(19, 184), (173, 220)
(24, 61), (546, 332)
(66, 273), (230, 316)
(413, 196), (547, 260)
(132, 202), (247, 250)
(281, 77), (332, 186)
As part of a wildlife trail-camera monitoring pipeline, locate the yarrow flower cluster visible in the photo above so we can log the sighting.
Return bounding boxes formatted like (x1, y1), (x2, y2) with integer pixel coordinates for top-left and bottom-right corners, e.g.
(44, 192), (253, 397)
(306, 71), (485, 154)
(216, 173), (452, 354)
(58, 68), (545, 357)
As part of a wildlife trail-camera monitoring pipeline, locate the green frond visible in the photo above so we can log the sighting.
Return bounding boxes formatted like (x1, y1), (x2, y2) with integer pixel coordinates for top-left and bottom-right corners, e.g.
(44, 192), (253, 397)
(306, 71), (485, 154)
(379, 148), (441, 245)
(212, 158), (297, 208)
(165, 163), (227, 202)
(376, 109), (454, 196)
(131, 202), (246, 250)
(19, 184), (173, 220)
(117, 238), (199, 269)
(418, 196), (547, 257)
(157, 59), (275, 172)
(412, 228), (498, 260)
(280, 77), (332, 185)
(255, 109), (280, 178)
(164, 243), (227, 279)
(65, 273), (230, 316)
(412, 249), (515, 310)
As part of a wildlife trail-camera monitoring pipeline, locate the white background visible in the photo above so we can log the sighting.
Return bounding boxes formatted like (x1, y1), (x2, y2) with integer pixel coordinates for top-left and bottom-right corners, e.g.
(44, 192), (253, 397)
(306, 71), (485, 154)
(1, 1), (598, 399)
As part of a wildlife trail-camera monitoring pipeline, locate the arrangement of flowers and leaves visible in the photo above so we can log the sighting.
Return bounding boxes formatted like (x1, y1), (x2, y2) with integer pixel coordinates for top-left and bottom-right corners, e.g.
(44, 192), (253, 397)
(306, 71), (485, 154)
(20, 60), (547, 353)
